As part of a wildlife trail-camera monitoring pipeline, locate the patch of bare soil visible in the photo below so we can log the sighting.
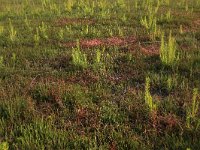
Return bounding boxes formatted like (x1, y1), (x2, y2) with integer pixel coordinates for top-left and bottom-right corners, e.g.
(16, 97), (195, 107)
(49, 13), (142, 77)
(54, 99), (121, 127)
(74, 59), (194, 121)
(178, 24), (197, 33)
(179, 43), (192, 51)
(191, 18), (200, 31)
(194, 19), (200, 26)
(82, 39), (103, 47)
(60, 36), (137, 48)
(139, 43), (160, 55)
(55, 18), (95, 26)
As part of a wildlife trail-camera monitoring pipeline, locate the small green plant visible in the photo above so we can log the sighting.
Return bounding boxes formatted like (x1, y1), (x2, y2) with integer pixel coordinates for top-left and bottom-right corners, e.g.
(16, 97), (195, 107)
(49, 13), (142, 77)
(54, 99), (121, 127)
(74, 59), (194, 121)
(11, 53), (17, 68)
(117, 26), (124, 36)
(140, 0), (161, 40)
(39, 22), (48, 39)
(0, 142), (9, 150)
(121, 14), (127, 22)
(185, 3), (189, 11)
(179, 25), (183, 34)
(72, 40), (88, 68)
(134, 0), (138, 10)
(145, 77), (157, 113)
(64, 0), (74, 12)
(24, 15), (32, 31)
(58, 28), (64, 40)
(34, 28), (40, 46)
(186, 88), (199, 128)
(8, 19), (17, 42)
(95, 49), (101, 64)
(160, 31), (179, 66)
(160, 9), (172, 22)
(93, 49), (105, 71)
(0, 56), (4, 68)
(108, 28), (113, 36)
(191, 89), (199, 118)
(140, 15), (156, 31)
(116, 0), (126, 9)
(150, 21), (161, 41)
(49, 3), (61, 15)
(0, 25), (4, 36)
(41, 0), (49, 8)
(166, 10), (172, 21)
(163, 0), (170, 5)
(85, 25), (89, 35)
(167, 76), (172, 91)
(140, 14), (160, 40)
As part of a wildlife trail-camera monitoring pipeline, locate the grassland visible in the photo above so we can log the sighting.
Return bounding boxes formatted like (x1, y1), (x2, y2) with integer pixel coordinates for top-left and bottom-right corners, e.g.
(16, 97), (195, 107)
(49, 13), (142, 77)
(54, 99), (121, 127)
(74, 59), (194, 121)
(0, 0), (200, 149)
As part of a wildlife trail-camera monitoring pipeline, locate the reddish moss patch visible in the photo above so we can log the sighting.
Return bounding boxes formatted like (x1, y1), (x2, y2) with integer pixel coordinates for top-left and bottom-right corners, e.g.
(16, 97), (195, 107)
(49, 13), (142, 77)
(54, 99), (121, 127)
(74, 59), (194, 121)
(81, 39), (103, 47)
(194, 19), (200, 26)
(55, 18), (95, 26)
(75, 107), (99, 128)
(60, 36), (137, 48)
(179, 43), (192, 51)
(139, 43), (160, 55)
(151, 113), (181, 132)
(67, 70), (100, 86)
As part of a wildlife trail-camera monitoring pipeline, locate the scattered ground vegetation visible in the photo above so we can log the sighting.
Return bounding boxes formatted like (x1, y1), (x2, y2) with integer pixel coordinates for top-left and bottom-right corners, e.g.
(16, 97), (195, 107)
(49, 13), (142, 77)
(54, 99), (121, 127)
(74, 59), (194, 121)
(0, 0), (200, 149)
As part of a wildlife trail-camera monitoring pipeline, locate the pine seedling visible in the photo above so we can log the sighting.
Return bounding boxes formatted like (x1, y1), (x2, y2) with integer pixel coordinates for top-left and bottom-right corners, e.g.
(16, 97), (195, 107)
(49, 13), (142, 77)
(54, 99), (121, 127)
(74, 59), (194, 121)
(49, 3), (61, 15)
(58, 28), (64, 40)
(145, 77), (157, 113)
(0, 25), (4, 36)
(11, 53), (16, 68)
(0, 142), (9, 150)
(24, 15), (32, 31)
(179, 25), (183, 34)
(39, 22), (48, 39)
(41, 0), (51, 10)
(140, 0), (161, 41)
(117, 0), (126, 9)
(0, 56), (4, 68)
(8, 19), (17, 42)
(191, 88), (199, 118)
(93, 49), (105, 71)
(186, 88), (199, 128)
(166, 10), (172, 22)
(72, 40), (88, 68)
(134, 0), (138, 10)
(118, 26), (124, 37)
(164, 0), (170, 5)
(160, 31), (179, 66)
(85, 25), (89, 35)
(185, 3), (189, 11)
(34, 28), (40, 46)
(65, 0), (74, 12)
(140, 15), (155, 30)
(95, 49), (101, 64)
(150, 19), (161, 40)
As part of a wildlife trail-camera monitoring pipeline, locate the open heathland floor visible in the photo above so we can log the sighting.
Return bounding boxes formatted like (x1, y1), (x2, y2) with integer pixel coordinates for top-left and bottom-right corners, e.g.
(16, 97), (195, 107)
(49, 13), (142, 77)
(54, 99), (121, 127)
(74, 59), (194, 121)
(0, 0), (200, 149)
